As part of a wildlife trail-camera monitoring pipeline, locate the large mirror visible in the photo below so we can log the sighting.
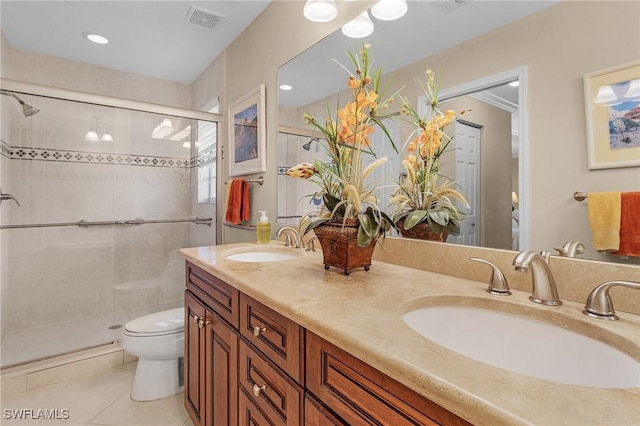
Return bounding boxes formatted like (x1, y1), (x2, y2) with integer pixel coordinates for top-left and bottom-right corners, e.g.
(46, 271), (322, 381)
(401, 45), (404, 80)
(276, 0), (640, 264)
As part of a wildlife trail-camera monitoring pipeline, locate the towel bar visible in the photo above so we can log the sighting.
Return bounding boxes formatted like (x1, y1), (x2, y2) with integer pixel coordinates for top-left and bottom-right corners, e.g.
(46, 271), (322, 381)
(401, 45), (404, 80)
(574, 191), (587, 201)
(225, 176), (264, 185)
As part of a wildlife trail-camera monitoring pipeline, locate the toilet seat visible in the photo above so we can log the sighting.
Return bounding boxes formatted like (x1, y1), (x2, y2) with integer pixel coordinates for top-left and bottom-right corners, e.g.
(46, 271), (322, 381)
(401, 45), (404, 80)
(124, 307), (184, 337)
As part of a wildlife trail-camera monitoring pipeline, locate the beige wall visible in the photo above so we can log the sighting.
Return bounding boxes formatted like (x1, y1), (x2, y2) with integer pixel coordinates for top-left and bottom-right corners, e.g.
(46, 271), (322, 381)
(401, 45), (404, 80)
(218, 0), (374, 244)
(2, 45), (192, 108)
(224, 0), (640, 263)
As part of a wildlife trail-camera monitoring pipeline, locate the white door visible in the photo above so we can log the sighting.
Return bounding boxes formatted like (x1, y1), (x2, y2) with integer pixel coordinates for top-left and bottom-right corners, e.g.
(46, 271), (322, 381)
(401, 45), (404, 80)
(450, 122), (481, 246)
(368, 119), (400, 217)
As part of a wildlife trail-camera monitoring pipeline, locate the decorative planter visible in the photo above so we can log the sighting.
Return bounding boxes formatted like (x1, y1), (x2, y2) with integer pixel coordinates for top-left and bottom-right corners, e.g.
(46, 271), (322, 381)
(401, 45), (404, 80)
(313, 220), (377, 275)
(397, 219), (449, 242)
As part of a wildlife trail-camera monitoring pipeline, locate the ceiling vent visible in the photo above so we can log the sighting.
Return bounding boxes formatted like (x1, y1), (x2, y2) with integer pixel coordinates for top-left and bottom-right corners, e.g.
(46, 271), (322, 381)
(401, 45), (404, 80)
(185, 6), (224, 31)
(430, 0), (470, 14)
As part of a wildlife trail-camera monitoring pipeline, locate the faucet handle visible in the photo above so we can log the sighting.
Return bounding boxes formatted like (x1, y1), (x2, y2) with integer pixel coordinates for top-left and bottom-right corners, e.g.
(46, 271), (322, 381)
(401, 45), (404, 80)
(470, 257), (511, 296)
(583, 280), (640, 321)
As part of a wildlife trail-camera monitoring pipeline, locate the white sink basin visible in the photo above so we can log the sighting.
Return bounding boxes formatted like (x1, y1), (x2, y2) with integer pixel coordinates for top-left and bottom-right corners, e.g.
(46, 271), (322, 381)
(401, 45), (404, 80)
(402, 305), (640, 388)
(225, 251), (297, 262)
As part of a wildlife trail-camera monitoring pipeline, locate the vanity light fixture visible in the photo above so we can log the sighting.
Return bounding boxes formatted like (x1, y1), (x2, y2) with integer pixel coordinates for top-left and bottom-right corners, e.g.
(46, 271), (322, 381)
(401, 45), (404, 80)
(371, 0), (407, 21)
(83, 32), (109, 45)
(151, 118), (175, 139)
(624, 79), (640, 99)
(279, 84), (294, 91)
(85, 116), (114, 142)
(303, 0), (338, 23)
(342, 10), (374, 38)
(169, 125), (192, 141)
(594, 85), (618, 104)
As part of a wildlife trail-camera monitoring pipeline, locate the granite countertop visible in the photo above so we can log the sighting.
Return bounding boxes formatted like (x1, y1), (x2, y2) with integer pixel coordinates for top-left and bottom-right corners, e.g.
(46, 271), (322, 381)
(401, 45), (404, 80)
(180, 242), (640, 426)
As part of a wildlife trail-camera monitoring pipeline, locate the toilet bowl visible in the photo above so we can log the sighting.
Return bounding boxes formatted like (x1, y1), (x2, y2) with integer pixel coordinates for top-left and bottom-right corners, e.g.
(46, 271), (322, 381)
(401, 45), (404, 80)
(121, 307), (185, 401)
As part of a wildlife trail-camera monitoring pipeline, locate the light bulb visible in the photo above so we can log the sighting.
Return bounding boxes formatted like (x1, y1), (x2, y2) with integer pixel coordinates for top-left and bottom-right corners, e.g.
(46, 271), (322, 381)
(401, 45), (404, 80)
(342, 11), (374, 38)
(624, 79), (640, 99)
(371, 0), (407, 21)
(594, 85), (617, 104)
(101, 131), (114, 142)
(303, 0), (338, 23)
(85, 130), (99, 142)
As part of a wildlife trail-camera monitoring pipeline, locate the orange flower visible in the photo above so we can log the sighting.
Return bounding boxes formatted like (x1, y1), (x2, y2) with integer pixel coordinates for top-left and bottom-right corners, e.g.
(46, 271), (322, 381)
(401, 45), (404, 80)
(348, 76), (359, 89)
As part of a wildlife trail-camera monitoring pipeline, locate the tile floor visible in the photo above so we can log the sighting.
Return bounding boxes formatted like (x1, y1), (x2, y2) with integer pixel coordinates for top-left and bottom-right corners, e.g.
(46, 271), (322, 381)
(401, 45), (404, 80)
(1, 362), (193, 426)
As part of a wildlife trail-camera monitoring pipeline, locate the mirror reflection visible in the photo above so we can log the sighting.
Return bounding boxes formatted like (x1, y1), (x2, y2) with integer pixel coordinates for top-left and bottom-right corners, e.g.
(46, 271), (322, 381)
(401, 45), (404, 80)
(277, 0), (640, 264)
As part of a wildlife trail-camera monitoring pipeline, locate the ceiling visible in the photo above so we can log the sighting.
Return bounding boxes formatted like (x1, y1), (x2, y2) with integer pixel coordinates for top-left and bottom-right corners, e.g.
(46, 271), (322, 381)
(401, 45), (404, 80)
(1, 0), (556, 104)
(1, 0), (271, 84)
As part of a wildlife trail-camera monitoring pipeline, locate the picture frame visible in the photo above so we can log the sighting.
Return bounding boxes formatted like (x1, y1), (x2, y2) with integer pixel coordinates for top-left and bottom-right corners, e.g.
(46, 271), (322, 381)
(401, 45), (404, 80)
(583, 61), (640, 170)
(228, 84), (266, 176)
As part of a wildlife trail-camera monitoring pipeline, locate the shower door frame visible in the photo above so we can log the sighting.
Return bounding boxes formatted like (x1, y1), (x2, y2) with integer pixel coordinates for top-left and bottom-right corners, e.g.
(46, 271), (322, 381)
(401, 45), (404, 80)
(0, 78), (222, 367)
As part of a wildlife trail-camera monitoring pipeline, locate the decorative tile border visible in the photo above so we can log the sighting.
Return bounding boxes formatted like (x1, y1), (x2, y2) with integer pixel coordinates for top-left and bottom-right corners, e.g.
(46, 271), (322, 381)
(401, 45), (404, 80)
(277, 166), (291, 175)
(1, 139), (212, 169)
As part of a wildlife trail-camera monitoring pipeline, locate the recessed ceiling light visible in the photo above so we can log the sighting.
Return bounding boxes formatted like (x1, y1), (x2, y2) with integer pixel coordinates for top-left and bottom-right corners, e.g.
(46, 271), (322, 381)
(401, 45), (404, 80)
(508, 81), (520, 87)
(280, 84), (293, 91)
(83, 32), (109, 45)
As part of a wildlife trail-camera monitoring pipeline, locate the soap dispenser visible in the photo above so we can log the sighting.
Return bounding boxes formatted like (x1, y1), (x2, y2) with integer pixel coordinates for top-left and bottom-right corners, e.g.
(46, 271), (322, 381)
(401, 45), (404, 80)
(256, 210), (271, 244)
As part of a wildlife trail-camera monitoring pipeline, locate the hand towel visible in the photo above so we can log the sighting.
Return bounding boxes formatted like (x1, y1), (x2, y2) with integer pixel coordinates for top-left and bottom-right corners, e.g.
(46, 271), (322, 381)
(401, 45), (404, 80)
(613, 192), (640, 257)
(587, 191), (621, 251)
(241, 179), (251, 222)
(225, 178), (245, 225)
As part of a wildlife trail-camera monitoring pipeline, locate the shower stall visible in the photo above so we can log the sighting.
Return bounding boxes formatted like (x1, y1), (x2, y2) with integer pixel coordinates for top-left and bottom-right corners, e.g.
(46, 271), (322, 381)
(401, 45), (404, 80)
(0, 82), (219, 368)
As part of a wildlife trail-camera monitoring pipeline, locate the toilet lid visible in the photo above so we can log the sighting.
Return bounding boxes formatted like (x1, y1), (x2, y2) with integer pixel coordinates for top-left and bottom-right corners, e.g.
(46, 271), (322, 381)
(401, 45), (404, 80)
(124, 307), (184, 335)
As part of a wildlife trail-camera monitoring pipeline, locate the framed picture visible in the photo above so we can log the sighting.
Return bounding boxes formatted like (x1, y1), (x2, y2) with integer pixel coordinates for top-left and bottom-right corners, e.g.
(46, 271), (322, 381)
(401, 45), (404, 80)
(228, 84), (266, 176)
(583, 61), (640, 170)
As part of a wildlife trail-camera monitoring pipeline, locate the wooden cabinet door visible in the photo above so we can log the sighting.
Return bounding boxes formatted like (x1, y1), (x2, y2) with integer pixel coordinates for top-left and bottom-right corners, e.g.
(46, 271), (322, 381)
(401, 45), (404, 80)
(205, 310), (238, 426)
(185, 291), (206, 426)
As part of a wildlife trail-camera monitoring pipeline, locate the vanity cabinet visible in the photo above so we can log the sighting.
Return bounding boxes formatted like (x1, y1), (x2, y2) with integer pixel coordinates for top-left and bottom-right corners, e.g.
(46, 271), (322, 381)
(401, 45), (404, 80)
(306, 332), (471, 426)
(184, 261), (469, 425)
(184, 263), (239, 426)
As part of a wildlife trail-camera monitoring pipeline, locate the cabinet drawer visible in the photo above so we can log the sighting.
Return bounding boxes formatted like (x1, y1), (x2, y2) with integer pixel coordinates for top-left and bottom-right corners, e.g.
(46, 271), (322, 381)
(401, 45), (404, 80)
(240, 293), (304, 382)
(306, 332), (471, 426)
(186, 262), (239, 328)
(239, 339), (303, 425)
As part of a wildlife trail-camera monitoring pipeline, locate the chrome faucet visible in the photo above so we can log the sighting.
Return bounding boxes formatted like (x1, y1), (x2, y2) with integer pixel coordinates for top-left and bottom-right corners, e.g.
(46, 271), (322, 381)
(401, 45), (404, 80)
(554, 240), (585, 258)
(469, 257), (511, 296)
(305, 236), (318, 252)
(276, 226), (301, 248)
(583, 280), (640, 320)
(513, 250), (562, 306)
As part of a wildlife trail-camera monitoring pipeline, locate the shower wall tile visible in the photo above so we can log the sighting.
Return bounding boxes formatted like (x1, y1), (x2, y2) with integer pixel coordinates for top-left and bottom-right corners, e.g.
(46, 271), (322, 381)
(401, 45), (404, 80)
(43, 162), (115, 222)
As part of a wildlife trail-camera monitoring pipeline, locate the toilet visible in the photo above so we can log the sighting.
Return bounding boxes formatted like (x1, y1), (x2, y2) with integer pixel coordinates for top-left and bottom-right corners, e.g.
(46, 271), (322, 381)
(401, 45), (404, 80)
(121, 307), (185, 401)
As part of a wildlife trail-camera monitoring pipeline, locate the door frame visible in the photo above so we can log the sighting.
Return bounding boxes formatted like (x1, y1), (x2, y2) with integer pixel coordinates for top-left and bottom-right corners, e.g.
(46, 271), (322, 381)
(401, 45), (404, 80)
(417, 66), (529, 250)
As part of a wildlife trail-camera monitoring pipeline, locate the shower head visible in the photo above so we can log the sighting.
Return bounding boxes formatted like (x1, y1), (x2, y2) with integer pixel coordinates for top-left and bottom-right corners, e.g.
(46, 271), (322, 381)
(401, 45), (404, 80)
(303, 138), (319, 151)
(0, 90), (39, 117)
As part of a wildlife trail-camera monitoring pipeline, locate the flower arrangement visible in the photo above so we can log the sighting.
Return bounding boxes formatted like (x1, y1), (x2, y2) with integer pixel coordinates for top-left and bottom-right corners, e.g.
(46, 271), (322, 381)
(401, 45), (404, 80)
(286, 44), (398, 248)
(390, 69), (469, 239)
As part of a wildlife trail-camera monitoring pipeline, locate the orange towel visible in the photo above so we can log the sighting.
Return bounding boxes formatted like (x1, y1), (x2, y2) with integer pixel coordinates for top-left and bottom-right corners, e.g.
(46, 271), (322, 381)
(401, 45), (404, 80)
(225, 178), (245, 225)
(241, 179), (251, 222)
(225, 178), (251, 225)
(587, 191), (621, 251)
(614, 192), (640, 257)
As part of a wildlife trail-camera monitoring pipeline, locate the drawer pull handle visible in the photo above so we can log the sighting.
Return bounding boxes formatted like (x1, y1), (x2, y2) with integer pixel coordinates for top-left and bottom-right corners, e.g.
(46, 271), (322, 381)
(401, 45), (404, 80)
(253, 326), (266, 337)
(193, 315), (210, 329)
(252, 383), (267, 397)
